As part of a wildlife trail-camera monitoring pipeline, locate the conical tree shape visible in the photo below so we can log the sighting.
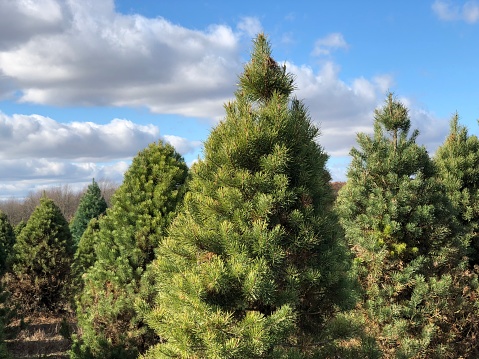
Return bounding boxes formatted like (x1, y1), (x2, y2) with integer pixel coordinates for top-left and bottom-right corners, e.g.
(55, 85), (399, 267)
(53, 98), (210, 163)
(10, 196), (74, 312)
(336, 94), (477, 358)
(72, 141), (188, 359)
(70, 217), (101, 299)
(139, 34), (354, 359)
(70, 179), (107, 245)
(0, 211), (15, 274)
(434, 114), (479, 266)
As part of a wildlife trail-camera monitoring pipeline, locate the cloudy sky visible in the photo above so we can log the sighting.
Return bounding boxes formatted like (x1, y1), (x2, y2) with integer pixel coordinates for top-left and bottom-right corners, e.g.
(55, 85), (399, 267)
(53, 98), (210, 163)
(1, 0), (479, 198)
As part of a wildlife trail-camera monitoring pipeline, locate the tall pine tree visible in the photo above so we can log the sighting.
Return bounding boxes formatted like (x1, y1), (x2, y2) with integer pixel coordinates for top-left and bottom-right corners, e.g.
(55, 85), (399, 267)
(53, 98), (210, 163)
(336, 94), (479, 358)
(139, 34), (355, 359)
(9, 196), (74, 312)
(434, 114), (479, 266)
(71, 141), (188, 359)
(70, 179), (107, 245)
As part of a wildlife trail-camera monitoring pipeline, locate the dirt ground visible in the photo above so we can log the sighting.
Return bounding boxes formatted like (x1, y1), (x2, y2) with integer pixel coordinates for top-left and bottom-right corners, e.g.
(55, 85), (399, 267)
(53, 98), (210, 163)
(6, 314), (77, 359)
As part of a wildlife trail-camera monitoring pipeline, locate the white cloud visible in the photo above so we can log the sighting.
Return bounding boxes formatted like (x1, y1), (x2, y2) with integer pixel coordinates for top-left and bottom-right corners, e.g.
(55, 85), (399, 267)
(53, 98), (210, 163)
(288, 61), (390, 156)
(432, 1), (479, 23)
(286, 62), (448, 161)
(0, 158), (129, 199)
(0, 112), (201, 160)
(312, 33), (348, 56)
(0, 0), (64, 50)
(403, 102), (450, 155)
(0, 112), (202, 197)
(0, 0), (451, 195)
(237, 17), (263, 38)
(163, 135), (202, 156)
(0, 0), (243, 118)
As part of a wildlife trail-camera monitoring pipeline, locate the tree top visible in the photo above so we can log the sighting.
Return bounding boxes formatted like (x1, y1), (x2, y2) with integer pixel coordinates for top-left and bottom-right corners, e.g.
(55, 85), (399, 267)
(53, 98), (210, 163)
(238, 33), (295, 103)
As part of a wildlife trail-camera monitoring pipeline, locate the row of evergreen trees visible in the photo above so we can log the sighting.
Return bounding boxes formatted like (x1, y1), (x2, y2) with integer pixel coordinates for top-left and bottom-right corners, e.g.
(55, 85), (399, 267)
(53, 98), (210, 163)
(2, 33), (479, 358)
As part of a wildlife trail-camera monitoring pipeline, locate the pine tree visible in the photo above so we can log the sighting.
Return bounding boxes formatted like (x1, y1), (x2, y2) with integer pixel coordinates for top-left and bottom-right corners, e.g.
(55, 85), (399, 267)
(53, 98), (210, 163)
(138, 34), (355, 359)
(13, 220), (25, 238)
(336, 94), (478, 358)
(71, 141), (188, 359)
(70, 179), (107, 245)
(0, 293), (10, 359)
(434, 114), (479, 266)
(72, 217), (100, 275)
(0, 212), (13, 359)
(0, 211), (15, 274)
(9, 196), (74, 312)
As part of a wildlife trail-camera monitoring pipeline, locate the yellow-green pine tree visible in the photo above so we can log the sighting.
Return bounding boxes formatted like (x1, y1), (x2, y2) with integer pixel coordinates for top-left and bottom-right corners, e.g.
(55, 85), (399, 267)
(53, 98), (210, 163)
(139, 34), (355, 359)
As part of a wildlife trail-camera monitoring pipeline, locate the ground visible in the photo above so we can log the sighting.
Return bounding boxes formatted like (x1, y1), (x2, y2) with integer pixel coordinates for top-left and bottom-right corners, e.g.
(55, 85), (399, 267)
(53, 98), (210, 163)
(6, 314), (76, 359)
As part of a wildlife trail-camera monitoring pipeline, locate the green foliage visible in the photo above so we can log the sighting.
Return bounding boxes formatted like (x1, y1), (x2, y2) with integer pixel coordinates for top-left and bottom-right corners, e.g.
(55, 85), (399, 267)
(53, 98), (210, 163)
(13, 220), (26, 238)
(70, 179), (107, 245)
(336, 94), (476, 357)
(0, 213), (14, 358)
(72, 141), (188, 359)
(139, 34), (355, 359)
(0, 286), (12, 359)
(8, 196), (74, 312)
(0, 211), (15, 274)
(434, 114), (479, 266)
(70, 217), (101, 299)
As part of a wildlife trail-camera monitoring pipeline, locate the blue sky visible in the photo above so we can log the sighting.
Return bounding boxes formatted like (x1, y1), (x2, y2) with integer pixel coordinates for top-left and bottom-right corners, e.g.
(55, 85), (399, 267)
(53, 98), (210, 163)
(1, 0), (479, 198)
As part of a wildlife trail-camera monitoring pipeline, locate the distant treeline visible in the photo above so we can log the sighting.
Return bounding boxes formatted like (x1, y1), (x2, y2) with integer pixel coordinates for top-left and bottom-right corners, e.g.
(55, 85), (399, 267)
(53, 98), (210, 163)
(0, 180), (118, 226)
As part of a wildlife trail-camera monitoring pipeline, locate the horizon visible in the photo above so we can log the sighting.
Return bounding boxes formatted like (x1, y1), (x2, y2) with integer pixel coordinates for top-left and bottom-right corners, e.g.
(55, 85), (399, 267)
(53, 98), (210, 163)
(1, 0), (479, 199)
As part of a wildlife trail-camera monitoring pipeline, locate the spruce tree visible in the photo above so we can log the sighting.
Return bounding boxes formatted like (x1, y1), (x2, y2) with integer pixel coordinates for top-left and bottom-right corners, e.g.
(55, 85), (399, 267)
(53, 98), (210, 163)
(336, 94), (478, 358)
(139, 34), (355, 359)
(70, 179), (107, 245)
(71, 141), (188, 359)
(434, 114), (479, 266)
(9, 196), (74, 312)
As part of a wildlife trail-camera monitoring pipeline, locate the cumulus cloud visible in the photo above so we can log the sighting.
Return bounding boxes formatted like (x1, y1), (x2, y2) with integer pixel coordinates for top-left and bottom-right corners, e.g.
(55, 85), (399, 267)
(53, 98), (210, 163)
(432, 1), (479, 23)
(0, 0), (242, 118)
(0, 113), (157, 160)
(312, 33), (348, 56)
(287, 61), (392, 156)
(0, 112), (201, 160)
(398, 97), (450, 155)
(0, 0), (451, 196)
(0, 0), (64, 50)
(0, 158), (129, 199)
(286, 62), (449, 160)
(163, 135), (202, 156)
(0, 112), (202, 198)
(237, 17), (263, 38)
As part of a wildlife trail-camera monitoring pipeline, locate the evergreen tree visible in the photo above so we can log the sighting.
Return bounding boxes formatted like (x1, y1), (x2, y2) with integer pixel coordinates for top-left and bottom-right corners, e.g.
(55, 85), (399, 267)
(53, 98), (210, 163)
(139, 34), (355, 359)
(70, 179), (107, 245)
(0, 212), (13, 359)
(0, 288), (11, 359)
(336, 94), (478, 358)
(434, 114), (479, 266)
(71, 141), (188, 359)
(13, 220), (26, 238)
(9, 196), (74, 312)
(71, 218), (100, 290)
(0, 211), (15, 274)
